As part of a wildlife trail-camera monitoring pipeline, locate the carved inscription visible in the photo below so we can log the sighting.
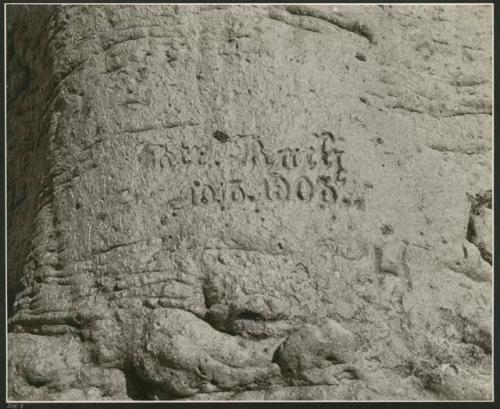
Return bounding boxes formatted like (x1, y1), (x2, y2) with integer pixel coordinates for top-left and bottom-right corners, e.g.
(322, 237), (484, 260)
(148, 131), (346, 181)
(156, 131), (361, 210)
(188, 174), (344, 207)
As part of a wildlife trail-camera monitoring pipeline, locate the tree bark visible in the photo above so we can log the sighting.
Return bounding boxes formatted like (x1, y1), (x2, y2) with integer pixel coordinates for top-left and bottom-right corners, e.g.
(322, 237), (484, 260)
(7, 4), (492, 401)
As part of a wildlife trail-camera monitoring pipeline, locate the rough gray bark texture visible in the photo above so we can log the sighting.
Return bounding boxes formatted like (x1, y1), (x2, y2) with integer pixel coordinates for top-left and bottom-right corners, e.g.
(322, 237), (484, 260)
(7, 4), (492, 401)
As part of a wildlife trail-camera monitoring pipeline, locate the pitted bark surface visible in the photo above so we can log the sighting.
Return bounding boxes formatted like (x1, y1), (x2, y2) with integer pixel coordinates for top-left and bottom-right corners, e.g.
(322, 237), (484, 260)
(8, 5), (492, 400)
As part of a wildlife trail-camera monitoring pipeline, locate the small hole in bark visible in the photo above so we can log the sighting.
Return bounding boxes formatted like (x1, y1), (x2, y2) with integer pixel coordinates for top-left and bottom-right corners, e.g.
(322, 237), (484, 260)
(236, 311), (265, 321)
(212, 131), (230, 143)
(354, 198), (365, 210)
(342, 197), (352, 206)
(381, 224), (393, 235)
(355, 52), (367, 62)
(325, 354), (342, 364)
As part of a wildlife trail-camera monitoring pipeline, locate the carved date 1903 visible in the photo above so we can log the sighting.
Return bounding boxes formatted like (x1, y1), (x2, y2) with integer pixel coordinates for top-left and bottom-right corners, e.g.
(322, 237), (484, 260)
(189, 174), (340, 206)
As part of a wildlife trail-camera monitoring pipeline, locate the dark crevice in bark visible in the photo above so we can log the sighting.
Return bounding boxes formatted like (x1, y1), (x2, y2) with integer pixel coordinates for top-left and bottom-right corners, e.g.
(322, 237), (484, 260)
(466, 190), (492, 265)
(124, 366), (150, 400)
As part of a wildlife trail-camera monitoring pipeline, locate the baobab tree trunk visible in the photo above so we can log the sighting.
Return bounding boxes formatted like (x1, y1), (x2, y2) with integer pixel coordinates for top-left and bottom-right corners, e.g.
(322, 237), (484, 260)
(7, 4), (492, 401)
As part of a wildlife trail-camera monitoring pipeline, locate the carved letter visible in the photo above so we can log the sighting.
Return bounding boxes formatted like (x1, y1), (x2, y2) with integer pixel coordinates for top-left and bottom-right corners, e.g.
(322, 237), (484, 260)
(317, 176), (338, 203)
(181, 142), (192, 165)
(160, 148), (177, 169)
(306, 146), (318, 170)
(264, 174), (291, 201)
(334, 149), (347, 185)
(218, 181), (227, 204)
(228, 179), (246, 203)
(244, 138), (274, 167)
(196, 145), (208, 166)
(201, 184), (215, 204)
(321, 139), (336, 168)
(191, 182), (200, 206)
(277, 147), (299, 170)
(295, 176), (314, 201)
(315, 131), (337, 168)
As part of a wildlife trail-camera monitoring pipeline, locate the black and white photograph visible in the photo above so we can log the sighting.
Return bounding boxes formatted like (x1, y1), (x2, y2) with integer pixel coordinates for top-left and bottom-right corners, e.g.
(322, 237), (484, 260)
(4, 1), (495, 403)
